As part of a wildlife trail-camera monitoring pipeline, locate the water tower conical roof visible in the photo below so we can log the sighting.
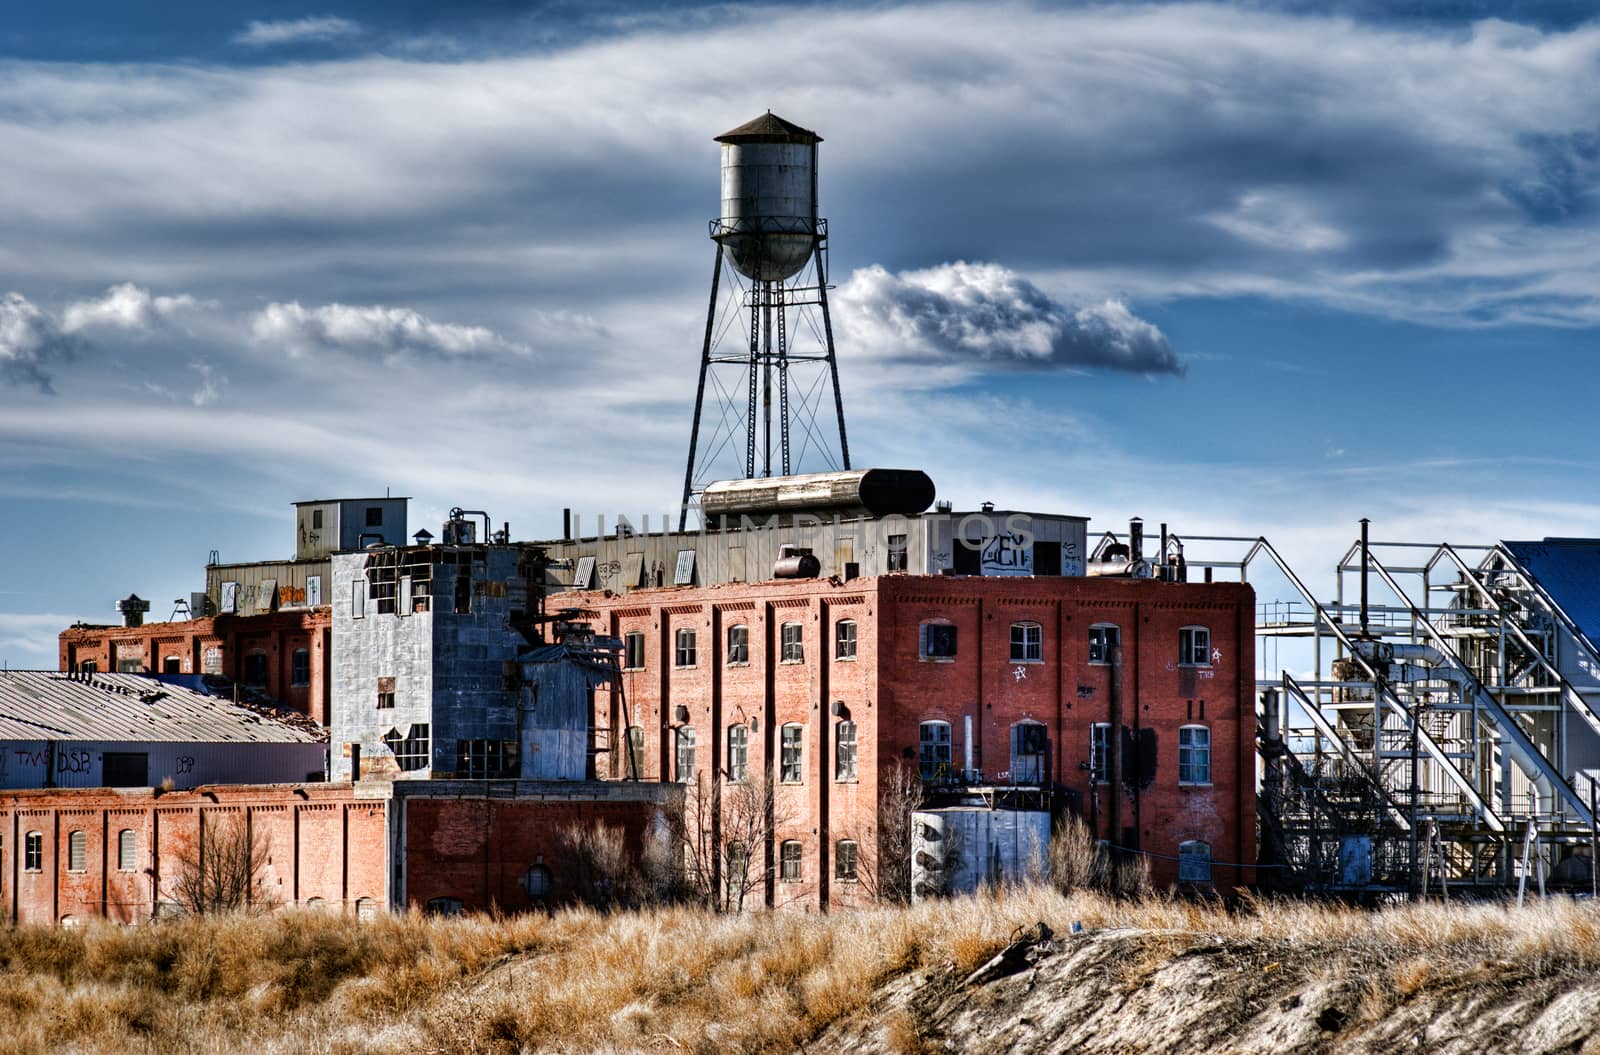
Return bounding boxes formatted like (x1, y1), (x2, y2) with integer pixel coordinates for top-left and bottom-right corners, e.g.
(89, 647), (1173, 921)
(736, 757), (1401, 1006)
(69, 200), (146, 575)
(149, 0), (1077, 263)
(715, 111), (822, 144)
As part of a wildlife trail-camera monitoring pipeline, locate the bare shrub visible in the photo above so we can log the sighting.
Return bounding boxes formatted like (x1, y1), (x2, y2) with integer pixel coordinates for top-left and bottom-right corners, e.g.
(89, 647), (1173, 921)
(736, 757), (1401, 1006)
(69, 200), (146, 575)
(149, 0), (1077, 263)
(671, 772), (792, 913)
(855, 762), (924, 905)
(170, 814), (272, 916)
(556, 821), (677, 910)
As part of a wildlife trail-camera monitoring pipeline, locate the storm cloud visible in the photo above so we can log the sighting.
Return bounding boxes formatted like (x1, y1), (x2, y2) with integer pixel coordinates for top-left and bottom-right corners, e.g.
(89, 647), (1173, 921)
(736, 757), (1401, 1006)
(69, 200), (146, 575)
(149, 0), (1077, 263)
(836, 263), (1182, 376)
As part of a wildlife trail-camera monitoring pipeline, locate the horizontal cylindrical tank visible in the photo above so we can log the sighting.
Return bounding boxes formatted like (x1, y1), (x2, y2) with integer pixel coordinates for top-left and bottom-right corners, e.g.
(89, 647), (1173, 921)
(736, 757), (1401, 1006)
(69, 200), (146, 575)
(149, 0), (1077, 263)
(773, 550), (821, 579)
(701, 469), (936, 520)
(714, 112), (821, 282)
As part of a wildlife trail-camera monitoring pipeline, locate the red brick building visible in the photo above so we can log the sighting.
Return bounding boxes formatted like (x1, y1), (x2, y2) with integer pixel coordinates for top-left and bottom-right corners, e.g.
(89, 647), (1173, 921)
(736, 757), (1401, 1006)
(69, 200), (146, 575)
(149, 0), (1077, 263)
(571, 572), (1255, 907)
(59, 609), (332, 724)
(0, 779), (676, 924)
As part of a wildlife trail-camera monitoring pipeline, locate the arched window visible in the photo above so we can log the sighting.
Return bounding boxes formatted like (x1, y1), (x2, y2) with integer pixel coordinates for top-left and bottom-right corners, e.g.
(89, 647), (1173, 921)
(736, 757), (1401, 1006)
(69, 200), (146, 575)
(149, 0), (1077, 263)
(67, 831), (87, 873)
(780, 723), (804, 783)
(24, 832), (42, 872)
(1088, 624), (1120, 664)
(425, 897), (463, 916)
(291, 648), (311, 686)
(919, 721), (952, 781)
(305, 897), (326, 910)
(1010, 721), (1047, 785)
(727, 624), (749, 665)
(780, 622), (804, 663)
(242, 651), (269, 687)
(835, 620), (857, 661)
(675, 726), (696, 783)
(726, 724), (749, 782)
(524, 865), (553, 899)
(675, 628), (697, 668)
(162, 656), (182, 675)
(356, 897), (379, 921)
(835, 720), (858, 782)
(1179, 626), (1212, 667)
(1179, 725), (1211, 785)
(780, 841), (802, 882)
(919, 621), (958, 660)
(1009, 622), (1043, 663)
(1179, 840), (1213, 884)
(835, 839), (859, 881)
(117, 830), (137, 872)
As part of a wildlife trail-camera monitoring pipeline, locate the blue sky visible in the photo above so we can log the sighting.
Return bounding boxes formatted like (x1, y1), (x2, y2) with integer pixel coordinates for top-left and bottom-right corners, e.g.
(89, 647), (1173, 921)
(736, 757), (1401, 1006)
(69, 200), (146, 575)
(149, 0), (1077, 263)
(3, 0), (1599, 667)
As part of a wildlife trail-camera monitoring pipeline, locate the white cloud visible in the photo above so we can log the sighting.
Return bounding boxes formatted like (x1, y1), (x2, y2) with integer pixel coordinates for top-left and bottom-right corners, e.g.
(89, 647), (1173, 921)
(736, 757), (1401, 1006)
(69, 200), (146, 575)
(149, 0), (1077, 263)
(62, 283), (201, 333)
(0, 292), (79, 393)
(189, 359), (225, 407)
(250, 301), (531, 360)
(835, 262), (1181, 376)
(233, 16), (362, 48)
(0, 613), (78, 669)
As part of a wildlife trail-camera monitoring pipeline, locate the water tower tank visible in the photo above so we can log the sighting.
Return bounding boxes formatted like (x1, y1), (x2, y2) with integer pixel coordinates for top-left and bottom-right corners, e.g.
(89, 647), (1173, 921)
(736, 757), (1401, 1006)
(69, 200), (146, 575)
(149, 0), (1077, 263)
(714, 112), (821, 282)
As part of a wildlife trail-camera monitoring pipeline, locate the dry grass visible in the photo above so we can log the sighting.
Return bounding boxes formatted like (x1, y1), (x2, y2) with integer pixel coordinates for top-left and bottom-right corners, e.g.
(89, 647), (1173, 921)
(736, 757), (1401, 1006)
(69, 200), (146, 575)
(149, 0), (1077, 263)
(2, 890), (1600, 1054)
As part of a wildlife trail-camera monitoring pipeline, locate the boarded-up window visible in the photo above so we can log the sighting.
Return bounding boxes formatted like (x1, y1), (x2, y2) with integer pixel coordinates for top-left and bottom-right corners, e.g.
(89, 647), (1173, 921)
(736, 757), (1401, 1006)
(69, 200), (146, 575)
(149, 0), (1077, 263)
(356, 897), (378, 921)
(674, 549), (696, 586)
(351, 579), (366, 620)
(257, 579), (277, 613)
(1179, 840), (1212, 884)
(118, 830), (137, 871)
(67, 831), (87, 872)
(220, 581), (238, 614)
(570, 556), (595, 590)
(622, 552), (645, 588)
(307, 575), (323, 607)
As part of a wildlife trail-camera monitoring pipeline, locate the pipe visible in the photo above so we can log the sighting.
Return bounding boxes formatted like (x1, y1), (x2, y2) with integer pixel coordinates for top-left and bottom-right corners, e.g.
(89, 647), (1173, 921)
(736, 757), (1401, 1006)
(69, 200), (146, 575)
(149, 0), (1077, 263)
(450, 508), (493, 542)
(1360, 517), (1370, 634)
(562, 508), (572, 540)
(1159, 523), (1169, 580)
(1129, 518), (1144, 563)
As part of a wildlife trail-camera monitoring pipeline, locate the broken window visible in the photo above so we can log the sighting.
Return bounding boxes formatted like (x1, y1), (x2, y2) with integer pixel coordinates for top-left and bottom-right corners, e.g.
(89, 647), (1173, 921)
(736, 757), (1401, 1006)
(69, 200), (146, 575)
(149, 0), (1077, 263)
(365, 506), (384, 528)
(67, 831), (86, 873)
(1179, 725), (1211, 785)
(625, 726), (645, 779)
(454, 573), (472, 614)
(726, 625), (749, 665)
(835, 840), (858, 881)
(675, 628), (697, 668)
(426, 897), (463, 916)
(887, 534), (908, 573)
(1089, 624), (1120, 664)
(1010, 722), (1048, 785)
(291, 648), (311, 686)
(384, 724), (431, 772)
(118, 829), (137, 872)
(242, 652), (269, 687)
(727, 724), (749, 782)
(675, 726), (696, 783)
(365, 548), (433, 616)
(623, 631), (645, 671)
(780, 622), (803, 664)
(24, 832), (41, 872)
(781, 724), (803, 784)
(835, 720), (858, 782)
(835, 620), (857, 661)
(919, 721), (952, 781)
(919, 622), (958, 661)
(162, 656), (181, 675)
(1180, 626), (1212, 667)
(1033, 540), (1062, 576)
(1179, 841), (1213, 884)
(376, 676), (395, 710)
(780, 841), (802, 882)
(456, 739), (518, 779)
(1090, 723), (1110, 783)
(1010, 622), (1043, 662)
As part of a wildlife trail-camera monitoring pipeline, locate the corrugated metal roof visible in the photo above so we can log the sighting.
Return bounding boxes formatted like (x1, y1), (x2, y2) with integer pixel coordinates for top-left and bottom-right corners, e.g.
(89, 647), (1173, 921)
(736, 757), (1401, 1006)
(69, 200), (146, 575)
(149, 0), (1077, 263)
(1503, 539), (1600, 652)
(0, 672), (326, 745)
(715, 112), (822, 144)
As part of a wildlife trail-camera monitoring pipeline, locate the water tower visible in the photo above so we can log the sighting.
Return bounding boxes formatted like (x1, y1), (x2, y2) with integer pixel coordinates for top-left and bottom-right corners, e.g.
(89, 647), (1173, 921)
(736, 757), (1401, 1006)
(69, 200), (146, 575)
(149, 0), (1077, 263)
(679, 112), (851, 527)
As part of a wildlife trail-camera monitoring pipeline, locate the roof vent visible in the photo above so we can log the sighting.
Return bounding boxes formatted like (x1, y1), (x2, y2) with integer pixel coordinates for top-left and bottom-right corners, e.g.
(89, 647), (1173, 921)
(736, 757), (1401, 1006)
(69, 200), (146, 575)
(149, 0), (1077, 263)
(116, 594), (151, 628)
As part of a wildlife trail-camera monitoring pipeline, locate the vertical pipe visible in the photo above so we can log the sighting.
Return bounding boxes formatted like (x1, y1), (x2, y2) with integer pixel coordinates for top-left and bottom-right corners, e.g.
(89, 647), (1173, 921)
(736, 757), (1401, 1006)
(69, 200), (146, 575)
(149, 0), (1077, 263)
(1107, 642), (1123, 860)
(1360, 518), (1370, 634)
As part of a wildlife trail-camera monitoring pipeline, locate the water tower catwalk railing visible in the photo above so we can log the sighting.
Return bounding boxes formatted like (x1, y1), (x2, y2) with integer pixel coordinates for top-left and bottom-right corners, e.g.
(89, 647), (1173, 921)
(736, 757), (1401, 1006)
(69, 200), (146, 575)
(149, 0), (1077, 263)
(1112, 529), (1600, 894)
(680, 113), (851, 530)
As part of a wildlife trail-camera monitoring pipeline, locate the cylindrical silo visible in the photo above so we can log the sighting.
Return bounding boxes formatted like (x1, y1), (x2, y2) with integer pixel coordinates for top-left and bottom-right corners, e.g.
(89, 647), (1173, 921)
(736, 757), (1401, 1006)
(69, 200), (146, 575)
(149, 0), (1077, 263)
(714, 112), (821, 282)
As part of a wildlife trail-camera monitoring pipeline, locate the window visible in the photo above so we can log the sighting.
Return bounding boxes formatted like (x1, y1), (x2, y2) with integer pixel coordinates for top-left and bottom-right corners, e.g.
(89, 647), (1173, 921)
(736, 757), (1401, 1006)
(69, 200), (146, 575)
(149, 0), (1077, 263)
(1089, 624), (1120, 664)
(919, 622), (958, 660)
(79, 660), (97, 674)
(780, 840), (802, 882)
(365, 506), (384, 527)
(1179, 725), (1212, 785)
(455, 739), (518, 779)
(291, 648), (311, 686)
(835, 620), (857, 661)
(24, 832), (42, 872)
(524, 865), (553, 899)
(727, 625), (749, 665)
(725, 841), (749, 899)
(675, 726), (696, 783)
(1010, 722), (1048, 785)
(781, 724), (803, 783)
(1090, 723), (1110, 783)
(240, 652), (268, 687)
(835, 839), (858, 881)
(426, 897), (463, 916)
(384, 724), (431, 771)
(835, 720), (858, 782)
(919, 721), (953, 781)
(162, 656), (181, 675)
(356, 897), (378, 921)
(377, 676), (395, 710)
(780, 622), (804, 663)
(103, 752), (149, 787)
(312, 508), (324, 529)
(624, 631), (645, 670)
(727, 724), (749, 782)
(117, 830), (137, 872)
(352, 579), (365, 620)
(454, 574), (471, 614)
(1180, 626), (1212, 667)
(675, 628), (697, 668)
(625, 726), (645, 779)
(887, 534), (908, 573)
(67, 831), (86, 873)
(1010, 622), (1043, 662)
(1179, 840), (1213, 884)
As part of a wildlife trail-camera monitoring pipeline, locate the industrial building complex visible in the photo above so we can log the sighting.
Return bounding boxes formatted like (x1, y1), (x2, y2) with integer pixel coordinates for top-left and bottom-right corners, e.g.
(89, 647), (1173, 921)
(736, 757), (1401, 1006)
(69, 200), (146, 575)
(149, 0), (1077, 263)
(11, 110), (1598, 926)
